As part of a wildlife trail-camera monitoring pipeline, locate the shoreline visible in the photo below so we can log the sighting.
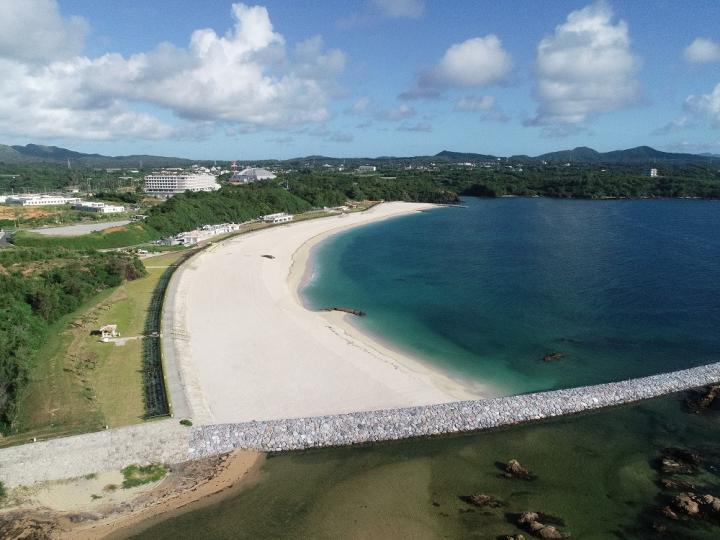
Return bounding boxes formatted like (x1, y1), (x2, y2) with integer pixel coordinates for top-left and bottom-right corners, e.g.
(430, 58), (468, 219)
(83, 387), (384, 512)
(288, 220), (495, 400)
(170, 201), (492, 426)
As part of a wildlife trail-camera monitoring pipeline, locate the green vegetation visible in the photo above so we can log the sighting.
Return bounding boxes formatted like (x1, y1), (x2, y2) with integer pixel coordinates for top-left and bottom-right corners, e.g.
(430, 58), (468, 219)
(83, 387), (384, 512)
(0, 481), (6, 501)
(179, 419), (193, 427)
(0, 248), (146, 434)
(121, 463), (167, 488)
(144, 184), (313, 236)
(6, 251), (185, 444)
(11, 223), (155, 249)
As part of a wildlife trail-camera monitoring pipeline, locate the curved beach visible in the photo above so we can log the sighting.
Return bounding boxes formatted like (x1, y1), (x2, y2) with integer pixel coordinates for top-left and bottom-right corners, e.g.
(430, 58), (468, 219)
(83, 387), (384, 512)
(168, 202), (490, 425)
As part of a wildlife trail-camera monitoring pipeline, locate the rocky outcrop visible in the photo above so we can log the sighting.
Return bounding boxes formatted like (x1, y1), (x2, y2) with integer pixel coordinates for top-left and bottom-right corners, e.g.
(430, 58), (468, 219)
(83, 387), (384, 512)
(517, 512), (570, 539)
(504, 459), (536, 481)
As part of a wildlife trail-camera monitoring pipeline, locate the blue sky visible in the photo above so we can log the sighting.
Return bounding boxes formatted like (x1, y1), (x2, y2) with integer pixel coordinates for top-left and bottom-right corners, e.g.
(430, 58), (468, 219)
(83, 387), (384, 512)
(1, 0), (719, 159)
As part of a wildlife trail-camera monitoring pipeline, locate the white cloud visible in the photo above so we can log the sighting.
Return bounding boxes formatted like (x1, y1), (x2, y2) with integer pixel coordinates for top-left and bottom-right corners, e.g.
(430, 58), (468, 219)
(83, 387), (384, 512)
(0, 3), (346, 140)
(686, 83), (720, 126)
(397, 121), (432, 132)
(372, 0), (424, 19)
(652, 115), (690, 135)
(402, 35), (512, 99)
(0, 0), (87, 63)
(346, 96), (371, 115)
(379, 104), (416, 121)
(684, 38), (720, 63)
(455, 95), (495, 112)
(528, 1), (640, 126)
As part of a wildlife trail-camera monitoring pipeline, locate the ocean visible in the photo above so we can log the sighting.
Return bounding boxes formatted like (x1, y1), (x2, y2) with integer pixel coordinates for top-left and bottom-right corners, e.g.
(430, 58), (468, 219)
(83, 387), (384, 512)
(302, 197), (720, 394)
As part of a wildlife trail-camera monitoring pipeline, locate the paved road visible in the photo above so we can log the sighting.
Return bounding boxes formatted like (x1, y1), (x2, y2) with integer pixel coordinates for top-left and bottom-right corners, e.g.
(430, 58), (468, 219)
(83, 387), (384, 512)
(31, 220), (131, 236)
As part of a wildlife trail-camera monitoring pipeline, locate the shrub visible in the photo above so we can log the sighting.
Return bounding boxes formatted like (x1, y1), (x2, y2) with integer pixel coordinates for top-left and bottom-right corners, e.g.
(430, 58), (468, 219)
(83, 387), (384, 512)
(121, 463), (167, 488)
(179, 418), (193, 426)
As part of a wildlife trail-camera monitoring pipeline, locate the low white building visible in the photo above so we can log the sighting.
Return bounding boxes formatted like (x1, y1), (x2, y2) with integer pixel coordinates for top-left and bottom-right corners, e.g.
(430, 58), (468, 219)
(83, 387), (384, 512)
(230, 167), (277, 184)
(262, 212), (293, 224)
(356, 165), (377, 173)
(6, 195), (82, 206)
(144, 172), (220, 197)
(73, 201), (125, 214)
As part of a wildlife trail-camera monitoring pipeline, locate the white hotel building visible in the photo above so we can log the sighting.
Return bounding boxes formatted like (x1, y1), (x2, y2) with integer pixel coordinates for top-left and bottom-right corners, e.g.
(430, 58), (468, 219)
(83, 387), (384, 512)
(144, 172), (220, 197)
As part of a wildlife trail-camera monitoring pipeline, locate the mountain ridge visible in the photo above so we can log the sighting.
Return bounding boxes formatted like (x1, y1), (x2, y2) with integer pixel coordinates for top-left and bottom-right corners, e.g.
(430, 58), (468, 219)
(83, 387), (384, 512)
(0, 142), (717, 167)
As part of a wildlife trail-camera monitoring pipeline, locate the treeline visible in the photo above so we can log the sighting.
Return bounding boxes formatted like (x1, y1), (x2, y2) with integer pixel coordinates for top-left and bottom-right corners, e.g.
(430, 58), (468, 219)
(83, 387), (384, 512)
(145, 184), (313, 236)
(0, 248), (146, 431)
(433, 165), (720, 199)
(286, 171), (460, 206)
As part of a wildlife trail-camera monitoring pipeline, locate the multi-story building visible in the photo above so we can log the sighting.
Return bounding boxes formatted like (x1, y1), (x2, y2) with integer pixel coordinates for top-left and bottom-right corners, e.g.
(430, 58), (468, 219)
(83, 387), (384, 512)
(229, 167), (277, 184)
(73, 201), (125, 214)
(144, 172), (220, 197)
(5, 195), (82, 206)
(262, 212), (294, 224)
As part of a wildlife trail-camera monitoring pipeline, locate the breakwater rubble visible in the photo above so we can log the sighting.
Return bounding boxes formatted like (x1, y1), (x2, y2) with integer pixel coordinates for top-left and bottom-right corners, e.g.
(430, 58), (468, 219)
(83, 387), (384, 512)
(188, 361), (720, 458)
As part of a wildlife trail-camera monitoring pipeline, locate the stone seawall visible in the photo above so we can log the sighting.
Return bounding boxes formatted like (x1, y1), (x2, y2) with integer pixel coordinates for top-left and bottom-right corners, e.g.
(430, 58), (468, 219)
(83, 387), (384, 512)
(187, 361), (720, 459)
(0, 420), (188, 488)
(2, 362), (719, 488)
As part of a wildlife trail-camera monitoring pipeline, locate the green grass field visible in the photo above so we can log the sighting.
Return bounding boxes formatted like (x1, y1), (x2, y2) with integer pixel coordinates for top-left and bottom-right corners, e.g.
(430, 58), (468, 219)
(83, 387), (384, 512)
(11, 223), (157, 249)
(3, 252), (184, 446)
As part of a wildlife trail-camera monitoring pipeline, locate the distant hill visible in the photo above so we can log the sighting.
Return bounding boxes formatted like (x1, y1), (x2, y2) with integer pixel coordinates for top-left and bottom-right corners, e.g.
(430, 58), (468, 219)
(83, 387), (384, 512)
(434, 150), (498, 162)
(0, 143), (194, 168)
(536, 145), (715, 165)
(1, 142), (717, 168)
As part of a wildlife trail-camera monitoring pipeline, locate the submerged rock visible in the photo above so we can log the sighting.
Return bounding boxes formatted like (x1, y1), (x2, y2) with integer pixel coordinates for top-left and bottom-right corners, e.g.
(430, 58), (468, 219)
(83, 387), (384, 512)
(460, 493), (503, 508)
(542, 352), (566, 362)
(504, 459), (537, 481)
(661, 505), (679, 520)
(322, 306), (366, 317)
(517, 512), (570, 539)
(684, 385), (720, 413)
(659, 448), (702, 475)
(660, 478), (695, 491)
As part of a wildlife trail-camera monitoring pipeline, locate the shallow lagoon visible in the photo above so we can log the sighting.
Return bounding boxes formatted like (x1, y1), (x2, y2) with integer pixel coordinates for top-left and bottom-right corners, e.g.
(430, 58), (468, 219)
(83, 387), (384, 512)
(134, 392), (720, 539)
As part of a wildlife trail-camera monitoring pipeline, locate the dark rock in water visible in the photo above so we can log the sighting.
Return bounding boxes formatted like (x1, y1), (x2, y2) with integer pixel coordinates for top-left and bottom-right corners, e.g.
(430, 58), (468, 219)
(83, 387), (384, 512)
(516, 512), (570, 539)
(322, 306), (366, 317)
(660, 505), (679, 520)
(460, 493), (504, 508)
(542, 352), (566, 362)
(660, 478), (695, 491)
(701, 494), (720, 514)
(659, 448), (702, 475)
(503, 459), (537, 481)
(260, 254), (275, 259)
(684, 385), (720, 413)
(673, 493), (701, 515)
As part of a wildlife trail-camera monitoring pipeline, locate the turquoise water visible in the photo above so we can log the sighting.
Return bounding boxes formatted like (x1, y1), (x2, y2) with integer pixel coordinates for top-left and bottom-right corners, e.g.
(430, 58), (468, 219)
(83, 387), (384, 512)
(302, 198), (720, 394)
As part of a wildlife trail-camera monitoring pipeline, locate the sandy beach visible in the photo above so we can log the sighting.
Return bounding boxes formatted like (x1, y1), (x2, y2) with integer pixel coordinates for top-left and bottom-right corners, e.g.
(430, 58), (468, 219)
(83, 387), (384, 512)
(169, 202), (490, 425)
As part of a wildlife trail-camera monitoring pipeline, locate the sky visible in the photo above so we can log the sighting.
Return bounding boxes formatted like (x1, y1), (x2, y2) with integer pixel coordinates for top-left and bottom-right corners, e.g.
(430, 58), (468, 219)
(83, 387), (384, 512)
(0, 0), (719, 159)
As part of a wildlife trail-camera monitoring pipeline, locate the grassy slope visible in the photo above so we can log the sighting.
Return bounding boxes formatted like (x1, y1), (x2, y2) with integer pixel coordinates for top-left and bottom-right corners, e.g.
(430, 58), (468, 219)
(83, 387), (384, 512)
(4, 252), (184, 445)
(11, 223), (156, 249)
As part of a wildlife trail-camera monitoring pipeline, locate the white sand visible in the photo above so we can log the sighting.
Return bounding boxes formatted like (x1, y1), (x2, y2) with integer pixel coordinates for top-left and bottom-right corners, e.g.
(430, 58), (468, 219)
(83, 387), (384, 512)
(169, 202), (490, 424)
